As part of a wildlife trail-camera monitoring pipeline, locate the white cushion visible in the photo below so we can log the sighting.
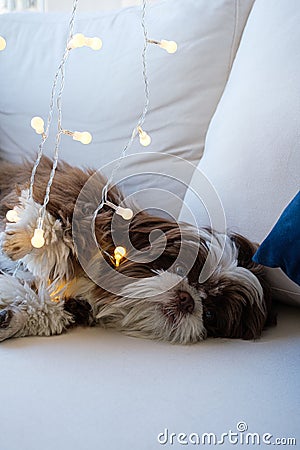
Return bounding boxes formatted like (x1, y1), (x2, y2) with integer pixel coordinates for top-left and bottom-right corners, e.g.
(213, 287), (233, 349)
(1, 304), (300, 450)
(0, 0), (254, 216)
(180, 0), (300, 305)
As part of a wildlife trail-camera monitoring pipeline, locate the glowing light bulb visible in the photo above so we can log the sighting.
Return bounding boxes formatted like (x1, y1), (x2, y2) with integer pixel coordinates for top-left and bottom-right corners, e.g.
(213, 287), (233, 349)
(86, 37), (103, 50)
(138, 127), (151, 147)
(72, 131), (92, 145)
(147, 38), (178, 54)
(6, 209), (19, 223)
(68, 33), (86, 49)
(105, 201), (133, 220)
(68, 33), (102, 51)
(114, 246), (126, 267)
(116, 207), (133, 221)
(31, 228), (45, 249)
(31, 116), (45, 135)
(0, 36), (6, 51)
(159, 40), (178, 54)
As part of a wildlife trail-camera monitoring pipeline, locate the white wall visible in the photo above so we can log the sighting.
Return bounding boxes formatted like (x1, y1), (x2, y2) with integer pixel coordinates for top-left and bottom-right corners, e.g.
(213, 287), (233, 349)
(0, 0), (158, 13)
(45, 0), (157, 12)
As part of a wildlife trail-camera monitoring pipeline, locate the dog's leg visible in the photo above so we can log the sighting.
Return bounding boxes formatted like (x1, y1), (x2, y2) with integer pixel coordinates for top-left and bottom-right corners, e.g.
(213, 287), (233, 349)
(0, 274), (74, 342)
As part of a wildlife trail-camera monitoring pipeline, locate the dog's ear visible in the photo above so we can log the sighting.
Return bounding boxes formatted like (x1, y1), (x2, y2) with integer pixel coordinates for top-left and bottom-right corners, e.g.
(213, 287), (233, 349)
(239, 297), (269, 339)
(199, 230), (277, 341)
(229, 232), (258, 269)
(202, 292), (268, 340)
(230, 232), (277, 333)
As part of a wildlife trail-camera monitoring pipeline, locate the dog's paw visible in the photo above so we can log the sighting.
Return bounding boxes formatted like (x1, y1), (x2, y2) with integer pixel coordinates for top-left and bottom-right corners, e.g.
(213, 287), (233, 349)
(2, 228), (33, 261)
(0, 307), (27, 342)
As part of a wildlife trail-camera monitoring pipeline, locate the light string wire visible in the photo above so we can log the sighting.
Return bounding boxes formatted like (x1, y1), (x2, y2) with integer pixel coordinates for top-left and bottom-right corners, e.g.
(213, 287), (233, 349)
(28, 0), (79, 223)
(24, 0), (156, 261)
(7, 2), (78, 272)
(91, 0), (150, 257)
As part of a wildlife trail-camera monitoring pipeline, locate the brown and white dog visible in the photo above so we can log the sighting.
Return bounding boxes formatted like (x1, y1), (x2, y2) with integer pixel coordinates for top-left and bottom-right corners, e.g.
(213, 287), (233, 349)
(0, 157), (275, 343)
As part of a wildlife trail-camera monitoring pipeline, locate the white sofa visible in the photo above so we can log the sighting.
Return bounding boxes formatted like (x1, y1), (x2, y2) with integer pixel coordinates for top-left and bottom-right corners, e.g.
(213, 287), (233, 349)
(0, 1), (299, 449)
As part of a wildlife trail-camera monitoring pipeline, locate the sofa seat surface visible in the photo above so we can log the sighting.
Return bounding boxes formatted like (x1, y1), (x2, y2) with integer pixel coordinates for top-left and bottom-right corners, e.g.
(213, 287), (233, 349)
(1, 303), (299, 450)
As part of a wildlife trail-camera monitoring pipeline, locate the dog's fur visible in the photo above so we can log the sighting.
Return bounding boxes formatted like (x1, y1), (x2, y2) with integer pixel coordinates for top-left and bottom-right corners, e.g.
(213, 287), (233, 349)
(0, 157), (275, 343)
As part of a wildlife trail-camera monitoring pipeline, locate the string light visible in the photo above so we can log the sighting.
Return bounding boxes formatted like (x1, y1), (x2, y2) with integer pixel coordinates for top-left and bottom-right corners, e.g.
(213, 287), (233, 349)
(31, 218), (45, 249)
(27, 0), (99, 248)
(68, 33), (103, 50)
(62, 129), (93, 145)
(137, 126), (151, 146)
(0, 36), (6, 51)
(72, 131), (92, 144)
(31, 116), (45, 135)
(147, 39), (178, 54)
(105, 201), (133, 221)
(114, 246), (127, 267)
(90, 1), (178, 263)
(92, 0), (151, 226)
(22, 0), (177, 262)
(6, 209), (19, 223)
(31, 229), (45, 248)
(85, 37), (103, 51)
(117, 207), (134, 221)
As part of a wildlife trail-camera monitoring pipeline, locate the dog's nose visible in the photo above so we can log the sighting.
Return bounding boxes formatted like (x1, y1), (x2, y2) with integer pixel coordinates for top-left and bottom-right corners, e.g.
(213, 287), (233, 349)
(177, 291), (195, 314)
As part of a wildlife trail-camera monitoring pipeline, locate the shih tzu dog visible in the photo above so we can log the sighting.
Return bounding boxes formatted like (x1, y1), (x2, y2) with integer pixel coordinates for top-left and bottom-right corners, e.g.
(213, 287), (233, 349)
(0, 157), (275, 343)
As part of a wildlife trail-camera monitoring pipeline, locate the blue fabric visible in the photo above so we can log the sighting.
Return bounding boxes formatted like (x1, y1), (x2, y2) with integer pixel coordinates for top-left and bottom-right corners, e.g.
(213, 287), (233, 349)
(253, 191), (300, 286)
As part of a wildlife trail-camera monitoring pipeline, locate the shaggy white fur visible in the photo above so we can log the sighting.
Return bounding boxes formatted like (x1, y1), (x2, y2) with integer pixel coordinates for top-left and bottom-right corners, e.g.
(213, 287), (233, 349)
(104, 271), (207, 344)
(4, 190), (74, 280)
(0, 274), (74, 341)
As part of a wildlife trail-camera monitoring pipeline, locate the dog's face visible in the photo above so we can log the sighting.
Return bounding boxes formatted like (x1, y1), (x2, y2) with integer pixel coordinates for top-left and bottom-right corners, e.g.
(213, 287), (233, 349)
(90, 213), (272, 344)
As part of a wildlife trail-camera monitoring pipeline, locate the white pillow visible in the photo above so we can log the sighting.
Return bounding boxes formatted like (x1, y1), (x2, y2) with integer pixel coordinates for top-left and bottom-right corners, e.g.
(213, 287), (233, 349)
(0, 0), (254, 216)
(180, 0), (300, 305)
